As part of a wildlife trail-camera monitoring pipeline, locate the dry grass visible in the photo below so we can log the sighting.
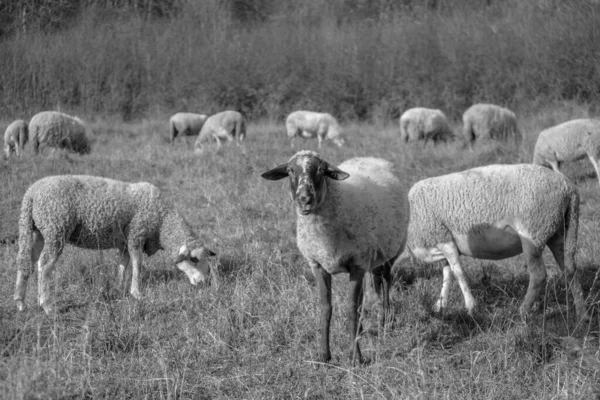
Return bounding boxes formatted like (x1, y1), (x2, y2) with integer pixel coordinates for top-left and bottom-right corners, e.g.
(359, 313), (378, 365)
(1, 106), (600, 399)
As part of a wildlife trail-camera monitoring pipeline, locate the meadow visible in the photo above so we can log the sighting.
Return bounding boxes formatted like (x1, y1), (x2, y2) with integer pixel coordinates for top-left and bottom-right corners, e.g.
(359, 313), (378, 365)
(1, 103), (600, 399)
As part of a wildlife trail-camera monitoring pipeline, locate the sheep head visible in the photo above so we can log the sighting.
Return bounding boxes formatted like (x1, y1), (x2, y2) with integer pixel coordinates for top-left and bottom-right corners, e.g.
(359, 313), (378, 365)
(261, 150), (349, 215)
(174, 245), (216, 285)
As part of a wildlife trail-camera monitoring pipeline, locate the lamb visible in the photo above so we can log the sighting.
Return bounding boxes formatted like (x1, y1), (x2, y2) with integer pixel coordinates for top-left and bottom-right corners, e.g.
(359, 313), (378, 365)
(261, 151), (409, 364)
(194, 110), (246, 152)
(400, 164), (587, 321)
(169, 112), (208, 144)
(29, 111), (90, 155)
(462, 103), (519, 146)
(13, 175), (216, 314)
(4, 119), (29, 158)
(399, 107), (454, 146)
(285, 111), (345, 149)
(532, 118), (600, 187)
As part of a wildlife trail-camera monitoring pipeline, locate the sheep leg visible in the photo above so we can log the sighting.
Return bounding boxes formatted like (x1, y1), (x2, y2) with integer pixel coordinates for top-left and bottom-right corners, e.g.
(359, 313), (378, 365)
(317, 134), (323, 149)
(37, 240), (64, 314)
(439, 242), (476, 314)
(311, 262), (332, 363)
(520, 240), (547, 317)
(547, 232), (587, 321)
(128, 246), (144, 299)
(586, 153), (600, 187)
(372, 261), (392, 327)
(434, 263), (454, 313)
(347, 268), (366, 365)
(14, 230), (45, 311)
(117, 250), (131, 296)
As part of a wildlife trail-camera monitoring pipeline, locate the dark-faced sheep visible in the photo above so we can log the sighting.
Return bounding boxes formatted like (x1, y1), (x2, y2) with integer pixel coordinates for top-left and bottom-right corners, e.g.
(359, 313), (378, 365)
(261, 151), (409, 364)
(14, 175), (215, 314)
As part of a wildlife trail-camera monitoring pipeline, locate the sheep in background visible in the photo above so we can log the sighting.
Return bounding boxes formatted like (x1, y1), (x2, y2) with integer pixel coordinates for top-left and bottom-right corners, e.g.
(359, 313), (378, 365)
(399, 107), (454, 146)
(194, 110), (246, 153)
(285, 111), (345, 149)
(261, 151), (409, 364)
(533, 118), (600, 187)
(463, 103), (519, 146)
(4, 119), (28, 158)
(14, 175), (216, 314)
(169, 112), (208, 144)
(29, 111), (90, 155)
(399, 164), (587, 321)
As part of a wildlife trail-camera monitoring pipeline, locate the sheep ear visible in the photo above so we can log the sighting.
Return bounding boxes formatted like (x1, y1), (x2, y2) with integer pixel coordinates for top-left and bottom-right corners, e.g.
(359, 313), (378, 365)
(261, 163), (289, 181)
(324, 164), (350, 181)
(201, 248), (217, 257)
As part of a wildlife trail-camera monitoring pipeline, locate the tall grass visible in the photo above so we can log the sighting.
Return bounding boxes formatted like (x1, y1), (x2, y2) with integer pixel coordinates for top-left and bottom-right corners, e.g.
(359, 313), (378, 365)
(0, 0), (599, 121)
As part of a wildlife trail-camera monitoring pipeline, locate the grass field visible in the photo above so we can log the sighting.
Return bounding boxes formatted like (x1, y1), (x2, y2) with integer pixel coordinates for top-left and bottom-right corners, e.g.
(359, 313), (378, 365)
(1, 106), (600, 399)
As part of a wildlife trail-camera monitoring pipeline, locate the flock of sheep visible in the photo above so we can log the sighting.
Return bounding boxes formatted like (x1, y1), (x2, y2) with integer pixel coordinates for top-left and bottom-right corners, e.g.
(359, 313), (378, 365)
(4, 102), (600, 365)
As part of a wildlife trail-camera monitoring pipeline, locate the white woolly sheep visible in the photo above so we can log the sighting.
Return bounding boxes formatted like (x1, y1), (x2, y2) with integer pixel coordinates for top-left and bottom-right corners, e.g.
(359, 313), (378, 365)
(533, 118), (600, 187)
(14, 175), (216, 314)
(261, 151), (409, 364)
(285, 111), (345, 149)
(169, 112), (208, 144)
(462, 103), (519, 146)
(400, 164), (586, 321)
(29, 111), (90, 155)
(194, 110), (246, 152)
(399, 107), (454, 146)
(4, 119), (29, 158)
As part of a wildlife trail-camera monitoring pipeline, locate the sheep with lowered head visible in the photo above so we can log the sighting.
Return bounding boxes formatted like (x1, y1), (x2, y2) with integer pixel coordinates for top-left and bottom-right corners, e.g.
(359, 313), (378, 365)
(14, 175), (216, 314)
(285, 111), (346, 149)
(194, 110), (246, 153)
(463, 103), (519, 146)
(261, 150), (409, 364)
(169, 112), (208, 144)
(399, 107), (454, 147)
(399, 164), (587, 321)
(29, 111), (90, 155)
(533, 118), (600, 187)
(4, 119), (28, 158)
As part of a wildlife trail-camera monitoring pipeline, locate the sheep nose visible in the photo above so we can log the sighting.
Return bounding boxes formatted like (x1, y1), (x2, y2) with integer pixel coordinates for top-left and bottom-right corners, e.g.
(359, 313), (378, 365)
(298, 193), (313, 206)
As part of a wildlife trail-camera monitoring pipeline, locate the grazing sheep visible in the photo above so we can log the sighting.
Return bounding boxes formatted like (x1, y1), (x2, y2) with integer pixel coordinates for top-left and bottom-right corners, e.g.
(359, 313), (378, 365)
(194, 110), (246, 152)
(14, 175), (216, 314)
(401, 164), (587, 321)
(399, 107), (454, 146)
(29, 111), (90, 155)
(285, 111), (345, 149)
(261, 151), (409, 364)
(533, 118), (600, 187)
(169, 112), (208, 144)
(4, 119), (29, 158)
(463, 103), (519, 146)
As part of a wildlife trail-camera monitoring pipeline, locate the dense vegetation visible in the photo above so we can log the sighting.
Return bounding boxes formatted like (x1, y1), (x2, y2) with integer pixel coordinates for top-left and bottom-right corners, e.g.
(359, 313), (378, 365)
(0, 0), (599, 121)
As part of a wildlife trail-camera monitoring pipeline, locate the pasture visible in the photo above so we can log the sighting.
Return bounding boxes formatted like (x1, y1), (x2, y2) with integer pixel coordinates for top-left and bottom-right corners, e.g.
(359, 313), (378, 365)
(1, 104), (600, 399)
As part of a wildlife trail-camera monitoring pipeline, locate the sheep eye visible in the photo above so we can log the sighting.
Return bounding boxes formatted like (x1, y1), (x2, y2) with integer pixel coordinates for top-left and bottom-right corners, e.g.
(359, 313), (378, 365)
(189, 256), (200, 263)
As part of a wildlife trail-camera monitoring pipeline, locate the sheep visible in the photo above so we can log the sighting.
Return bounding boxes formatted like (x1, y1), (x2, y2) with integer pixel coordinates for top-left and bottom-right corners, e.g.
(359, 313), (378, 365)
(29, 111), (90, 155)
(261, 150), (409, 364)
(13, 175), (216, 315)
(169, 112), (208, 144)
(399, 163), (587, 321)
(194, 110), (246, 152)
(533, 118), (600, 187)
(462, 103), (519, 146)
(285, 110), (345, 149)
(399, 107), (454, 147)
(4, 119), (29, 158)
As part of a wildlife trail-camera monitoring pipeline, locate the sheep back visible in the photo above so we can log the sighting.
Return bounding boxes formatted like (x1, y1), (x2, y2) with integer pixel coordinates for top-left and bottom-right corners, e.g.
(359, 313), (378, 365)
(533, 118), (600, 166)
(29, 111), (90, 154)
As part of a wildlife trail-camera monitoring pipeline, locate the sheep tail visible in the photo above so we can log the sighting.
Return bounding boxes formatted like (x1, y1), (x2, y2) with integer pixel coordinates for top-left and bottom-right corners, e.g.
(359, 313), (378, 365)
(16, 193), (35, 276)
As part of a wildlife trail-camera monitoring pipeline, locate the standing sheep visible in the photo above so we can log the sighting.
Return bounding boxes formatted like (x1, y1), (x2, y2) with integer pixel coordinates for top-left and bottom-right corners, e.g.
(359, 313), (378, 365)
(169, 112), (208, 144)
(14, 175), (216, 314)
(400, 164), (586, 321)
(4, 119), (29, 158)
(29, 111), (90, 155)
(463, 103), (519, 146)
(285, 111), (346, 149)
(533, 118), (600, 187)
(399, 107), (454, 147)
(194, 110), (246, 153)
(261, 151), (409, 364)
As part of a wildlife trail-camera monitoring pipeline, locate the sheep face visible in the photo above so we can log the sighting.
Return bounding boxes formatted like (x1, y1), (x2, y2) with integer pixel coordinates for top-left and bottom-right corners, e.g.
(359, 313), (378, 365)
(261, 152), (350, 215)
(174, 245), (216, 285)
